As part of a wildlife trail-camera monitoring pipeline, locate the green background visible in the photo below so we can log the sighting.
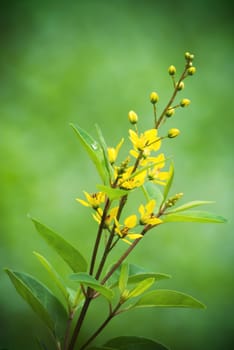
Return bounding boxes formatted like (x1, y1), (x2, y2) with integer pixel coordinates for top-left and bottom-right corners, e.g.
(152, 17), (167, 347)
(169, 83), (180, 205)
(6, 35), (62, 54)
(0, 0), (233, 349)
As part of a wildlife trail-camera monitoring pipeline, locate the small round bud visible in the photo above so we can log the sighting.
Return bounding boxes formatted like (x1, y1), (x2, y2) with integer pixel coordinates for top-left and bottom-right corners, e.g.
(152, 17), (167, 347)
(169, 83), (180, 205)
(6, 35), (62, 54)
(189, 54), (194, 60)
(150, 91), (159, 104)
(166, 108), (175, 118)
(187, 66), (196, 75)
(168, 65), (176, 76)
(168, 128), (180, 138)
(180, 98), (191, 107)
(176, 81), (185, 91)
(185, 52), (191, 60)
(128, 110), (138, 124)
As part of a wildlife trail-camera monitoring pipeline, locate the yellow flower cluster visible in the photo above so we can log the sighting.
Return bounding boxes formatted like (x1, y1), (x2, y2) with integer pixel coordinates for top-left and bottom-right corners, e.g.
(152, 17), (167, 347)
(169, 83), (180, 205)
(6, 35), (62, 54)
(76, 52), (196, 245)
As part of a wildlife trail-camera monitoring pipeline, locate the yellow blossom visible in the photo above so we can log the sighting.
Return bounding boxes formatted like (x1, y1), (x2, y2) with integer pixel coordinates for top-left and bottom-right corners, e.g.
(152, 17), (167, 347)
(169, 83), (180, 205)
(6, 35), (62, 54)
(138, 199), (162, 226)
(76, 191), (105, 209)
(114, 215), (142, 244)
(107, 138), (124, 164)
(147, 154), (170, 185)
(129, 129), (161, 153)
(92, 206), (119, 228)
(118, 166), (146, 190)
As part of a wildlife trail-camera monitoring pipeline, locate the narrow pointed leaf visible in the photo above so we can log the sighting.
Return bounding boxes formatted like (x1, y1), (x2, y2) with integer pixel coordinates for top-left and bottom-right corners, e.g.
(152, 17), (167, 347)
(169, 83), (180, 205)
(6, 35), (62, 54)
(108, 263), (170, 288)
(163, 163), (174, 201)
(5, 269), (67, 337)
(33, 252), (69, 302)
(127, 278), (155, 299)
(105, 336), (170, 350)
(71, 123), (108, 184)
(31, 217), (87, 272)
(166, 200), (215, 214)
(143, 182), (164, 211)
(97, 185), (129, 200)
(70, 273), (114, 301)
(162, 210), (227, 223)
(118, 263), (129, 294)
(95, 124), (114, 181)
(133, 289), (206, 309)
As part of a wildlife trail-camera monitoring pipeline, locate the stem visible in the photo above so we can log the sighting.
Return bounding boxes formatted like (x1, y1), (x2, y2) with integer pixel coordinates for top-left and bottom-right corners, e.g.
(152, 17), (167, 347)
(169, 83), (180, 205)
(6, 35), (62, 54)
(95, 194), (128, 280)
(79, 302), (122, 350)
(89, 198), (111, 275)
(153, 103), (157, 127)
(63, 311), (74, 350)
(101, 224), (152, 285)
(68, 296), (92, 350)
(156, 64), (189, 129)
(101, 237), (142, 285)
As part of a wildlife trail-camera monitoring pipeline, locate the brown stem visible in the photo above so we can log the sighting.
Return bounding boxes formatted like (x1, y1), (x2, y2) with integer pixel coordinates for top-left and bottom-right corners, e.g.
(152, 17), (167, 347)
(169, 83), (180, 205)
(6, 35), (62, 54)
(68, 296), (92, 350)
(79, 302), (122, 350)
(156, 64), (189, 129)
(63, 311), (74, 350)
(95, 194), (128, 280)
(89, 198), (111, 275)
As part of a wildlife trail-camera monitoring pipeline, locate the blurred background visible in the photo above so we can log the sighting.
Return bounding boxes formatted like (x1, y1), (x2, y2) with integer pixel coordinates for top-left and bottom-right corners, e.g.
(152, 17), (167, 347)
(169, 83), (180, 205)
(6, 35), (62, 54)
(0, 0), (233, 349)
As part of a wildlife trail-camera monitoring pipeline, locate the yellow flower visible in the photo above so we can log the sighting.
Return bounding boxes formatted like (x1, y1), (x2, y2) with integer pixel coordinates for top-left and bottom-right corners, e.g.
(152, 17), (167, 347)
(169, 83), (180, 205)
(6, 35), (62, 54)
(138, 199), (162, 226)
(129, 129), (161, 153)
(76, 191), (105, 209)
(114, 215), (142, 244)
(147, 154), (170, 185)
(92, 206), (119, 228)
(118, 166), (146, 190)
(107, 138), (124, 164)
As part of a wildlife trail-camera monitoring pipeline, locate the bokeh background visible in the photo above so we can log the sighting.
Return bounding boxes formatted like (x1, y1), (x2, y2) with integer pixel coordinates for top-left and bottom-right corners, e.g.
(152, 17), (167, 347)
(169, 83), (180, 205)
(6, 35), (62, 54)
(0, 0), (233, 349)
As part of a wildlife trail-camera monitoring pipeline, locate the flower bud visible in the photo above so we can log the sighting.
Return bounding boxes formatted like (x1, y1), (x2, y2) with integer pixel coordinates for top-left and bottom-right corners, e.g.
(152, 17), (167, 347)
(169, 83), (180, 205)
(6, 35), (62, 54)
(187, 66), (196, 75)
(180, 98), (191, 107)
(150, 91), (159, 104)
(168, 65), (176, 76)
(166, 108), (175, 118)
(168, 128), (180, 138)
(176, 81), (184, 91)
(128, 110), (138, 124)
(185, 52), (194, 62)
(185, 51), (191, 60)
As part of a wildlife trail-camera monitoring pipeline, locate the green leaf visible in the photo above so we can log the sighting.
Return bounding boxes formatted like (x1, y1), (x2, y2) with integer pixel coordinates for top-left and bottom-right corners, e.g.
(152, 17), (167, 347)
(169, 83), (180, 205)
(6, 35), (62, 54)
(105, 336), (170, 350)
(108, 263), (170, 288)
(142, 182), (164, 211)
(70, 273), (114, 301)
(5, 269), (67, 338)
(71, 123), (109, 184)
(133, 289), (206, 309)
(162, 210), (227, 223)
(118, 262), (129, 294)
(127, 278), (155, 299)
(95, 124), (114, 182)
(97, 185), (129, 201)
(166, 200), (215, 214)
(163, 163), (174, 202)
(33, 252), (69, 302)
(31, 217), (87, 272)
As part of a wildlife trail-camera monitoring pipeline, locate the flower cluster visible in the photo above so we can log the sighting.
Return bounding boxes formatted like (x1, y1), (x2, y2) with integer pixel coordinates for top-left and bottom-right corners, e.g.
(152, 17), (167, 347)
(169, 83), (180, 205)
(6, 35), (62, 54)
(77, 52), (196, 246)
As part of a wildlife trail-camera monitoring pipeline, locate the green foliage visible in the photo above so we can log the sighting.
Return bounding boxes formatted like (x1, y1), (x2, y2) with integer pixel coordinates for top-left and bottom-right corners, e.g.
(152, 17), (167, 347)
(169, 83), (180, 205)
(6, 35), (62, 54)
(33, 252), (70, 303)
(108, 263), (171, 288)
(162, 210), (227, 223)
(103, 336), (169, 350)
(132, 289), (206, 309)
(70, 272), (114, 301)
(5, 269), (67, 339)
(31, 217), (87, 272)
(71, 123), (109, 184)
